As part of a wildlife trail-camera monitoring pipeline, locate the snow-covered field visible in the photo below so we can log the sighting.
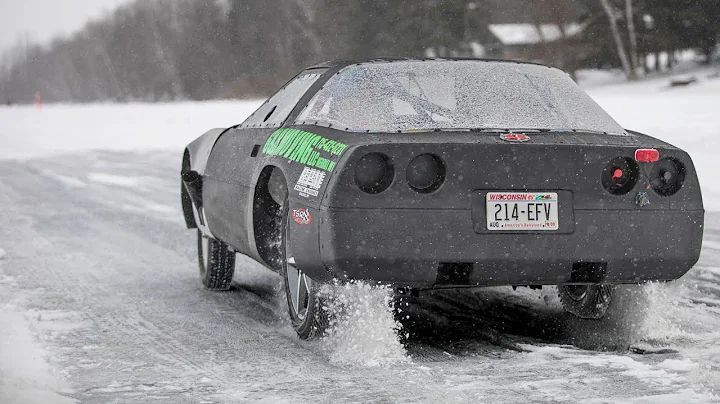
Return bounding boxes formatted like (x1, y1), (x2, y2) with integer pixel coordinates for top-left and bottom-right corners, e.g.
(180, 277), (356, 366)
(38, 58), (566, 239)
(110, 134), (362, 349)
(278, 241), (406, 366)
(1, 70), (720, 403)
(0, 100), (264, 160)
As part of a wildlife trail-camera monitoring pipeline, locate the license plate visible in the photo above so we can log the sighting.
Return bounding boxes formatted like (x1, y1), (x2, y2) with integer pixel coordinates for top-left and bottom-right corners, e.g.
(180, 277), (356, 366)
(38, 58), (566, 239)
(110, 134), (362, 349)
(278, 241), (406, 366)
(486, 192), (559, 231)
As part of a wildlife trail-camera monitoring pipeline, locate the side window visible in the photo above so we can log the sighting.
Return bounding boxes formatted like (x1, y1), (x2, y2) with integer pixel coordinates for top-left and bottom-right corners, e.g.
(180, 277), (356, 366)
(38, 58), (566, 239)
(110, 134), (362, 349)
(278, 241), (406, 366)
(241, 69), (325, 128)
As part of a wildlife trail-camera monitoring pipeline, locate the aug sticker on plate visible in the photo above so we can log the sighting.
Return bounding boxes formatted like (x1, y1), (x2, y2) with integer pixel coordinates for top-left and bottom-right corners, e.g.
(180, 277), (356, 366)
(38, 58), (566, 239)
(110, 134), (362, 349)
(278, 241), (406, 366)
(486, 192), (559, 231)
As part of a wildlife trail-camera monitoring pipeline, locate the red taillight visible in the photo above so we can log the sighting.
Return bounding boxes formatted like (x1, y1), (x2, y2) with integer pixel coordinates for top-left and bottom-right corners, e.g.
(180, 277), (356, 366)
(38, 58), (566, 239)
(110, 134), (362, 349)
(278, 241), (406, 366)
(635, 149), (660, 163)
(602, 157), (639, 195)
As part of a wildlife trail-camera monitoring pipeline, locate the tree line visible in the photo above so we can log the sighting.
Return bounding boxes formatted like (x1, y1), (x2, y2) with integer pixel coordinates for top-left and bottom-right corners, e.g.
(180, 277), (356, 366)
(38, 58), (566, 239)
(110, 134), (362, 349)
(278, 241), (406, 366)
(592, 0), (719, 79)
(1, 0), (718, 104)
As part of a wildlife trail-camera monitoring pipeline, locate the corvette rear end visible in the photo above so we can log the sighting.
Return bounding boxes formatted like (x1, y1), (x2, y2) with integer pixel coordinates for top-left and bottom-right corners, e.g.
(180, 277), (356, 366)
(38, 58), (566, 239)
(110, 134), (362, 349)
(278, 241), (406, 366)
(306, 131), (703, 288)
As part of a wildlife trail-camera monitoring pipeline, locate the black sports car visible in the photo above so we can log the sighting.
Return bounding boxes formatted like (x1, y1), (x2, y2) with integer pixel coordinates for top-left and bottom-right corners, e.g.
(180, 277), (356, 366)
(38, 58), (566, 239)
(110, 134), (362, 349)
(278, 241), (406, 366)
(181, 58), (704, 339)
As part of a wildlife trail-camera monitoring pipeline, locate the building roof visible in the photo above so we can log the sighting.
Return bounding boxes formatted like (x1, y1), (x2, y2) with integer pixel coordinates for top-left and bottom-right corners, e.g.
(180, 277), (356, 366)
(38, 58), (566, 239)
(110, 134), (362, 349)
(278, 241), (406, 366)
(488, 23), (584, 45)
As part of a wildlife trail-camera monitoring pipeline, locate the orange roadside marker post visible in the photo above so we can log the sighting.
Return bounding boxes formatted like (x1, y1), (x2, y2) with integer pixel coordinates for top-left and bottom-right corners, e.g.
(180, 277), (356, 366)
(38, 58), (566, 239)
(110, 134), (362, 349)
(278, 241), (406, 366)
(35, 91), (42, 110)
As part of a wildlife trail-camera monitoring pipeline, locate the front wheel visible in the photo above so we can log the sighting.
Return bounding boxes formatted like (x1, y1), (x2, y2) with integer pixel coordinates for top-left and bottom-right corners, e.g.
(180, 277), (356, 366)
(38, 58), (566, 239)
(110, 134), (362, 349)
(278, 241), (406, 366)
(558, 284), (613, 319)
(280, 205), (327, 340)
(197, 230), (236, 290)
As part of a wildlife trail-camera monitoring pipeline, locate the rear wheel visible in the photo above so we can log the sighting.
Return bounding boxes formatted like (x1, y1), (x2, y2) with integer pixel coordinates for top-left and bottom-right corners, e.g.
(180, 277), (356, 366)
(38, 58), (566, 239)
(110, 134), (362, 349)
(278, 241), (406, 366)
(280, 201), (327, 340)
(197, 230), (235, 290)
(558, 284), (613, 319)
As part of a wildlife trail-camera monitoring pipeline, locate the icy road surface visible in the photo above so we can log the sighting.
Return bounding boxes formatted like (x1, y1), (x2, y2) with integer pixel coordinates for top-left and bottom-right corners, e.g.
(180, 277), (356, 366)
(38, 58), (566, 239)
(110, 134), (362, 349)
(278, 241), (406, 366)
(2, 70), (720, 403)
(0, 150), (719, 403)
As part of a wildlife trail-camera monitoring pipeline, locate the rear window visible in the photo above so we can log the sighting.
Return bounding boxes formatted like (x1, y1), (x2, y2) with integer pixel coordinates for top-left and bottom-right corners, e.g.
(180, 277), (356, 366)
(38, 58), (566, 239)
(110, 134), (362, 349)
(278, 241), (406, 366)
(295, 61), (625, 135)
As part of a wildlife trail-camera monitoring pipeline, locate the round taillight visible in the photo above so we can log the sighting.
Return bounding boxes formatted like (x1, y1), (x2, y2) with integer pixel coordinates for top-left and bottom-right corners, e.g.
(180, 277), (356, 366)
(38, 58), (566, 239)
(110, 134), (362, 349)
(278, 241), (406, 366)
(650, 158), (685, 196)
(355, 152), (393, 194)
(407, 154), (446, 193)
(601, 157), (639, 195)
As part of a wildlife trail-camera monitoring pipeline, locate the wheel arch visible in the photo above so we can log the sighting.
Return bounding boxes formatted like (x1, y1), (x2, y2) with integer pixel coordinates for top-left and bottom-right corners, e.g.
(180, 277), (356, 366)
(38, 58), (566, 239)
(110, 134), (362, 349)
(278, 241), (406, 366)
(181, 148), (197, 228)
(181, 128), (230, 231)
(252, 165), (289, 271)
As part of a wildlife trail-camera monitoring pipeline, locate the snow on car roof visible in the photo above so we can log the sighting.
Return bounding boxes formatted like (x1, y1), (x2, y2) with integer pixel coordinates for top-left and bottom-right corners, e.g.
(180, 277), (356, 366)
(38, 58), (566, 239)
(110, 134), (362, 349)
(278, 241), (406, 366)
(309, 57), (552, 70)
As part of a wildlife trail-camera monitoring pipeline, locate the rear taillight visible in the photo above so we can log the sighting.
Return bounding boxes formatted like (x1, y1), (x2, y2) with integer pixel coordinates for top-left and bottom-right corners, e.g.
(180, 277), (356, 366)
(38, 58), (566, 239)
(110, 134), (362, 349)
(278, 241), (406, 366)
(354, 152), (394, 194)
(407, 154), (446, 193)
(635, 149), (660, 163)
(601, 157), (639, 195)
(650, 158), (685, 196)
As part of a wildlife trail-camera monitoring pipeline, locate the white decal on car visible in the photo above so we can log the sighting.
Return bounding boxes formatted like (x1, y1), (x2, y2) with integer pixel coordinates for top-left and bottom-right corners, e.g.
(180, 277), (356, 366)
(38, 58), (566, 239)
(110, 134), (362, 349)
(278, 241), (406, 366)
(294, 166), (326, 197)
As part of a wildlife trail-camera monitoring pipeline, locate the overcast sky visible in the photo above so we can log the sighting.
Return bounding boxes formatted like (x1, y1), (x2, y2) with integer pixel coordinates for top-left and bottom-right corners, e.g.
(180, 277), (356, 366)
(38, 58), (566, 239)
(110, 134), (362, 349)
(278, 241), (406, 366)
(0, 0), (133, 53)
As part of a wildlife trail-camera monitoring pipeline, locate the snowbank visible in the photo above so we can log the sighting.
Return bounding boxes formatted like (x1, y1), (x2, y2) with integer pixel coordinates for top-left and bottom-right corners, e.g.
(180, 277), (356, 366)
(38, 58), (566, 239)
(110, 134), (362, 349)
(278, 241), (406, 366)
(0, 100), (263, 160)
(0, 304), (76, 404)
(1, 72), (719, 209)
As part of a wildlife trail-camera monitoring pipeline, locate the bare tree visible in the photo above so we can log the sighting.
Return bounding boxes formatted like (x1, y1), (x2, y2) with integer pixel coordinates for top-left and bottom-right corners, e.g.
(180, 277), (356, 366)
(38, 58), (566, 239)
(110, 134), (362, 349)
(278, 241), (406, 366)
(599, 0), (636, 80)
(625, 0), (639, 73)
(529, 0), (581, 80)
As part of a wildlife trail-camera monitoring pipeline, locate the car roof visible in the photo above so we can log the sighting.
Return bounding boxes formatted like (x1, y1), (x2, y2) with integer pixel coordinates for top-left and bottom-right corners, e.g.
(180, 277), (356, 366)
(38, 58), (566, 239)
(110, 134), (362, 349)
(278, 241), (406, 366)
(307, 57), (553, 70)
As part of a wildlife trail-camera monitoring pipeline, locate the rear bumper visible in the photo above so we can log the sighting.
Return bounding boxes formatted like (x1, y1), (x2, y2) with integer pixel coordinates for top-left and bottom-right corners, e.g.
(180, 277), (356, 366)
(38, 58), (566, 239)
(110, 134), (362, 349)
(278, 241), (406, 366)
(318, 208), (704, 287)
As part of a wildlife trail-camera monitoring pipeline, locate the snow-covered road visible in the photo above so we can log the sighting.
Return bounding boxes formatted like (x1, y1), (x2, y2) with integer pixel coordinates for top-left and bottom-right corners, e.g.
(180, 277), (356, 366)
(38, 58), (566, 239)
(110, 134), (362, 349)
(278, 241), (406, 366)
(1, 70), (720, 403)
(1, 150), (719, 403)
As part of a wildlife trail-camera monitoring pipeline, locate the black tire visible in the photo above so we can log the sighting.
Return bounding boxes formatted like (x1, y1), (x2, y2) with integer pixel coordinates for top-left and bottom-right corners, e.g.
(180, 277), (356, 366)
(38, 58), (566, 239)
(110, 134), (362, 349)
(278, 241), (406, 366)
(279, 196), (328, 340)
(558, 284), (613, 319)
(197, 230), (236, 290)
